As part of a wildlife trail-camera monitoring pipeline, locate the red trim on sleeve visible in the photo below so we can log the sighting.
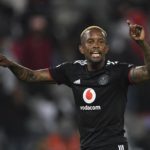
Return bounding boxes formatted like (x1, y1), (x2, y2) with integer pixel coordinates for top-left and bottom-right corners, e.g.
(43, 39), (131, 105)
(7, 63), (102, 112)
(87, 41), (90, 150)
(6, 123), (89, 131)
(48, 68), (55, 81)
(128, 67), (135, 84)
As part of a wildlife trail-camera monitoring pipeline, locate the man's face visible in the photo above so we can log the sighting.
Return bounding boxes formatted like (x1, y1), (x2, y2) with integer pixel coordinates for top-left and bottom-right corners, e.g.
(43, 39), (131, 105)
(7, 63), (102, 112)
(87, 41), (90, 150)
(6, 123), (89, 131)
(80, 28), (108, 63)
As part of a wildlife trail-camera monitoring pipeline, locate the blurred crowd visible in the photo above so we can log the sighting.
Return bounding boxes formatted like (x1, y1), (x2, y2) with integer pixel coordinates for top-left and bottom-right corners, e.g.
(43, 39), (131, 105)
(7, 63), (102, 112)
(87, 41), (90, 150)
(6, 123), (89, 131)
(0, 0), (150, 150)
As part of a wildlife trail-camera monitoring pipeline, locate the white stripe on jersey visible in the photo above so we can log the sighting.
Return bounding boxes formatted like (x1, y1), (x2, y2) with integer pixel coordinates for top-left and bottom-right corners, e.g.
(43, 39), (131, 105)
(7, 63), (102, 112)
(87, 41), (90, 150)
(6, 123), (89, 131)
(73, 60), (87, 66)
(106, 60), (118, 66)
(118, 145), (124, 150)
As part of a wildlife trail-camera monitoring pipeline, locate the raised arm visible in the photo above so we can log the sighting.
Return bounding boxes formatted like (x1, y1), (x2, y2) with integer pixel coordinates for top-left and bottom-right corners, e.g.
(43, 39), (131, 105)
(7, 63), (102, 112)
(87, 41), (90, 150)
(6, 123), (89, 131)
(127, 20), (150, 83)
(0, 54), (55, 83)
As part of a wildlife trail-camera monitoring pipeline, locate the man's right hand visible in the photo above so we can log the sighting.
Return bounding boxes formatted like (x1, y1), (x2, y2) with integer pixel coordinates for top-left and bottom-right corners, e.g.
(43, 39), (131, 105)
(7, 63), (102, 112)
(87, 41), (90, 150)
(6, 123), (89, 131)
(0, 53), (12, 67)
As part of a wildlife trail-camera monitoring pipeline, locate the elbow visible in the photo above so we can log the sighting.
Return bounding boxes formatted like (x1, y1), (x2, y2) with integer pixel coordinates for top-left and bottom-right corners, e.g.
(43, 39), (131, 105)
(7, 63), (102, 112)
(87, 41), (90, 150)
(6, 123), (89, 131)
(17, 77), (28, 82)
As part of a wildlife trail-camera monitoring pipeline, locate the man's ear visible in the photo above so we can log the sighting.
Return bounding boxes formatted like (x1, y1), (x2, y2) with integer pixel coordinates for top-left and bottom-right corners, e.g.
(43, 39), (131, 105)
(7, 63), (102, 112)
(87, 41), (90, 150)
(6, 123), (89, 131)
(79, 45), (84, 54)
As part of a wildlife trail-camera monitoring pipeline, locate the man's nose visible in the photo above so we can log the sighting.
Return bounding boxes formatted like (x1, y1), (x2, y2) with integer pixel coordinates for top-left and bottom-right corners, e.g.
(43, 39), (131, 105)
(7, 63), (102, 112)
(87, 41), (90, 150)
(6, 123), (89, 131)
(93, 41), (100, 48)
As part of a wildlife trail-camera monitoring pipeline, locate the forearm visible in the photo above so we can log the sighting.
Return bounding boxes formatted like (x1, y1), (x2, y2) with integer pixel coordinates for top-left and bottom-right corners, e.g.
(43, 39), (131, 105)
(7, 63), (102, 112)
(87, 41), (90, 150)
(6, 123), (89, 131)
(8, 61), (36, 82)
(138, 40), (150, 74)
(0, 54), (53, 83)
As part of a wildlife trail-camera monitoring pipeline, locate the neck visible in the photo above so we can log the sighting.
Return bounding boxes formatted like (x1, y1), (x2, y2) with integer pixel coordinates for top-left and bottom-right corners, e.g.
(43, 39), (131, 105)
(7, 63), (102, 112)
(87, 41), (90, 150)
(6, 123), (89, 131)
(87, 58), (105, 71)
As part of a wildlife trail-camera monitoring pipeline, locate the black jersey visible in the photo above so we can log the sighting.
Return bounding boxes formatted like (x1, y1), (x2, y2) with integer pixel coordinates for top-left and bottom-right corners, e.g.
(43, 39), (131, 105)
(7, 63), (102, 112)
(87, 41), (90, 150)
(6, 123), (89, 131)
(49, 60), (133, 149)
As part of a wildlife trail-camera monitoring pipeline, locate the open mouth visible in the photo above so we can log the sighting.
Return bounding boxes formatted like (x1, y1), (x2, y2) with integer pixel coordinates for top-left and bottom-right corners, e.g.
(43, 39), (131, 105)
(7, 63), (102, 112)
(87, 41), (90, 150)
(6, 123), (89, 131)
(90, 51), (101, 58)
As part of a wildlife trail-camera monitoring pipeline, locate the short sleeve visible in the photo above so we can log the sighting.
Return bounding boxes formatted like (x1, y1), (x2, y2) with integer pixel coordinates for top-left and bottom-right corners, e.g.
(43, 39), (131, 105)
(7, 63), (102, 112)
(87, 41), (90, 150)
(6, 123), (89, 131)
(119, 63), (134, 85)
(49, 62), (71, 86)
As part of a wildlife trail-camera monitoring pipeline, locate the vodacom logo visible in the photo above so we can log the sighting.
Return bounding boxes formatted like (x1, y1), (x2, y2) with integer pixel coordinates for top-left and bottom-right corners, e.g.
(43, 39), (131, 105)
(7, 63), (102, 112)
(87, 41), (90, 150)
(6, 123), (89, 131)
(83, 88), (96, 104)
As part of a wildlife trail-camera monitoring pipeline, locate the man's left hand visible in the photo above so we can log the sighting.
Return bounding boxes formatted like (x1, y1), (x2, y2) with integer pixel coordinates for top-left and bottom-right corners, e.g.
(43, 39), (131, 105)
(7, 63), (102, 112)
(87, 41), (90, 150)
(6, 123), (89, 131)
(127, 20), (145, 41)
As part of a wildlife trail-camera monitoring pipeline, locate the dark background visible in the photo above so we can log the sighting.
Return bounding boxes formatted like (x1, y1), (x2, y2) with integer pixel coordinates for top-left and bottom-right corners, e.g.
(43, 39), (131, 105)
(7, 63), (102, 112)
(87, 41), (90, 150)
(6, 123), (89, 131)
(0, 0), (150, 149)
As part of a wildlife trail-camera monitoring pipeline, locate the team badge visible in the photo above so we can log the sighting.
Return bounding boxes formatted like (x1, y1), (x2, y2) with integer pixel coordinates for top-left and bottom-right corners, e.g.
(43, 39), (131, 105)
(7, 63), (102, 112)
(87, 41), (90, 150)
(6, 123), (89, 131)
(98, 74), (110, 85)
(83, 88), (96, 104)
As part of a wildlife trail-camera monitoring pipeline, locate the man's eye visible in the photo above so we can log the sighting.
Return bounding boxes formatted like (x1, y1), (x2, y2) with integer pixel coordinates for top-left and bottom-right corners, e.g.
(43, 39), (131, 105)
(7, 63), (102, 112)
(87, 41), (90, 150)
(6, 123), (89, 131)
(88, 40), (93, 44)
(99, 40), (105, 43)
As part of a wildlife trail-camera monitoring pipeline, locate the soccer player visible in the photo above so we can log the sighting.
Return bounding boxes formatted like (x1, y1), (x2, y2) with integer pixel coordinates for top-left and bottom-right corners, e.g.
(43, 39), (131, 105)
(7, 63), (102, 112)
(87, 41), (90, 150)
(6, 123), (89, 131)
(0, 20), (150, 150)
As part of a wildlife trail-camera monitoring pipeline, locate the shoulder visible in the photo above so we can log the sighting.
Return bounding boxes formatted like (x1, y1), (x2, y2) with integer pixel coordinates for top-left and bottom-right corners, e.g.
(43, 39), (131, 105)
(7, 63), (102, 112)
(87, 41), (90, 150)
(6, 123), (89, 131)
(106, 60), (133, 68)
(106, 60), (119, 66)
(55, 59), (86, 69)
(73, 60), (87, 66)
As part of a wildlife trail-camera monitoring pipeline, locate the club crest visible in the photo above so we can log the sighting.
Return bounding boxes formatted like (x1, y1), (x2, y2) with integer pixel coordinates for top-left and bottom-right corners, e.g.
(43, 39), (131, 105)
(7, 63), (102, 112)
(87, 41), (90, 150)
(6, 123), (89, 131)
(98, 74), (110, 85)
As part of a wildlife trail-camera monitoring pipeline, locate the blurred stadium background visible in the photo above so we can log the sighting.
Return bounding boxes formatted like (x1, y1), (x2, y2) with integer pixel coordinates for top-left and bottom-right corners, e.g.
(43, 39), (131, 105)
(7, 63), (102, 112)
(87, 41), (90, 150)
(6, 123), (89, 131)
(0, 0), (150, 149)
